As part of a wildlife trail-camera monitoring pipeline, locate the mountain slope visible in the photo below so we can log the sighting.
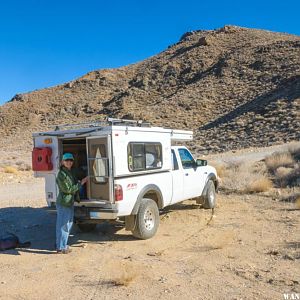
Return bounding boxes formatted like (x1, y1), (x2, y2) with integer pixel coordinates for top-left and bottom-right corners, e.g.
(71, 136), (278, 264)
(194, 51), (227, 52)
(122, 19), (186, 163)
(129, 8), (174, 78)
(0, 25), (299, 153)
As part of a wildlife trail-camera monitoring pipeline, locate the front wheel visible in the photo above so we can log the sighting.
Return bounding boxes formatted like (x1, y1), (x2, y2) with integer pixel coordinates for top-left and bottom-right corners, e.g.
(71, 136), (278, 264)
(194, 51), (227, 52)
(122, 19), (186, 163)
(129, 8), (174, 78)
(202, 180), (216, 209)
(132, 198), (159, 240)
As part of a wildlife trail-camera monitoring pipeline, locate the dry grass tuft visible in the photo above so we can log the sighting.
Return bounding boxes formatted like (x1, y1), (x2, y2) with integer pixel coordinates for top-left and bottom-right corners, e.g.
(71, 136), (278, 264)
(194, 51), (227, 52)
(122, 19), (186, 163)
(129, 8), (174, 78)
(277, 188), (300, 203)
(210, 162), (226, 178)
(220, 161), (272, 193)
(275, 166), (300, 188)
(288, 142), (300, 160)
(3, 166), (18, 174)
(275, 167), (293, 179)
(109, 263), (138, 287)
(112, 273), (136, 287)
(245, 177), (273, 193)
(265, 151), (295, 172)
(265, 144), (300, 188)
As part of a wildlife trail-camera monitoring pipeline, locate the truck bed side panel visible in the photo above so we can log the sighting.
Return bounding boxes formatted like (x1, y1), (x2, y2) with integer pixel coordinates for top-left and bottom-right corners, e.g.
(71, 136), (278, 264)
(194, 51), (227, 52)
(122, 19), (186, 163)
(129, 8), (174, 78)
(114, 172), (173, 216)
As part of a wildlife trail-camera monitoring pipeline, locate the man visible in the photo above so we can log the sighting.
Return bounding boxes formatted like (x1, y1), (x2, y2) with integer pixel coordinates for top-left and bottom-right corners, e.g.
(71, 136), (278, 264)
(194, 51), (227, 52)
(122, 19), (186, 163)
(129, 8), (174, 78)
(55, 153), (88, 254)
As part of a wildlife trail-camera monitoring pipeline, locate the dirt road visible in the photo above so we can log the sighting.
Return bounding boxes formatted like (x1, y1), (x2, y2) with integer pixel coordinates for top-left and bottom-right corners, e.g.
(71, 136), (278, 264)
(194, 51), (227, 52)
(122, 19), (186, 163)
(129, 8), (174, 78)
(0, 179), (299, 300)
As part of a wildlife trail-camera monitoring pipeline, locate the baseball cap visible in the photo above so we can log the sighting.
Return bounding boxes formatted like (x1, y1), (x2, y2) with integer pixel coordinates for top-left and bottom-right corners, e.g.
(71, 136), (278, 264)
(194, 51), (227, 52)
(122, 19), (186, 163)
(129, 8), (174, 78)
(62, 153), (74, 161)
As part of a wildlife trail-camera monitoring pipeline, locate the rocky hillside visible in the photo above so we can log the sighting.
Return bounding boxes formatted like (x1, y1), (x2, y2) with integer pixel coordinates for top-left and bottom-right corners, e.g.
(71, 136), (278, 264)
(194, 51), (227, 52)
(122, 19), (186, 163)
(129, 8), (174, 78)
(0, 25), (299, 153)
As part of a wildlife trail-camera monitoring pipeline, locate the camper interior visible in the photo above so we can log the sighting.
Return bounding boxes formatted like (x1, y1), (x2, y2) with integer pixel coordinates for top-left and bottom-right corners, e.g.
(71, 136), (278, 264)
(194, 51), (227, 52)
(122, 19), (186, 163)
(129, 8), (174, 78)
(61, 137), (110, 202)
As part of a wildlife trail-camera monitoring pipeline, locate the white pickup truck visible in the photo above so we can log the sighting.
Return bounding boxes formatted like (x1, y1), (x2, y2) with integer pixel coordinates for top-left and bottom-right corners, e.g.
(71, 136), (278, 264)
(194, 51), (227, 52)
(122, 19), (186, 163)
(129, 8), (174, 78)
(32, 118), (218, 239)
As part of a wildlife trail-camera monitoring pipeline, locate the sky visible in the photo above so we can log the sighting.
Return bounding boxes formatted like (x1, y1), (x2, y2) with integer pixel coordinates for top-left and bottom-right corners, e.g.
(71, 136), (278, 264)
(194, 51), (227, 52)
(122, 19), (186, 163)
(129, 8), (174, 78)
(0, 0), (299, 105)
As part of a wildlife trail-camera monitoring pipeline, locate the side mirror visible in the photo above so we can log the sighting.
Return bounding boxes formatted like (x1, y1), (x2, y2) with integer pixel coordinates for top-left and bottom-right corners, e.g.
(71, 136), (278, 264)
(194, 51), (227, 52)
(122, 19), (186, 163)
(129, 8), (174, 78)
(196, 159), (207, 167)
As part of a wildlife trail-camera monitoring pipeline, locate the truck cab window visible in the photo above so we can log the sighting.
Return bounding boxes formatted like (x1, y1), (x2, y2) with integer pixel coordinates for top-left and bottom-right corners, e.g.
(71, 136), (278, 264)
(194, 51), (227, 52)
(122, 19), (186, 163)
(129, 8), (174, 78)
(178, 148), (195, 169)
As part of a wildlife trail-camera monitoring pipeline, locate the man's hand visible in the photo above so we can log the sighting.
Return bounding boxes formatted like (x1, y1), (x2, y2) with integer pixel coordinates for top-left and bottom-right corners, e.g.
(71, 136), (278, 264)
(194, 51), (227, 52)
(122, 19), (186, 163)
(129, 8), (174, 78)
(81, 176), (88, 185)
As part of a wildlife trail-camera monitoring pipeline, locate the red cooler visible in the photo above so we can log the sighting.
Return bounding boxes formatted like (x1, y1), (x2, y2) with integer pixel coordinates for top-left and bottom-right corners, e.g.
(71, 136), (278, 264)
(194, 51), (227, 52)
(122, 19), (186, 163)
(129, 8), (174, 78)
(32, 147), (53, 171)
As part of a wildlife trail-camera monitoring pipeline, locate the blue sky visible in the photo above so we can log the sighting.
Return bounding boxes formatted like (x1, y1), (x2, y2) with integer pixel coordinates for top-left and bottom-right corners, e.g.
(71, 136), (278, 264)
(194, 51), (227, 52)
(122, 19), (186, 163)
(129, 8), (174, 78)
(0, 0), (299, 105)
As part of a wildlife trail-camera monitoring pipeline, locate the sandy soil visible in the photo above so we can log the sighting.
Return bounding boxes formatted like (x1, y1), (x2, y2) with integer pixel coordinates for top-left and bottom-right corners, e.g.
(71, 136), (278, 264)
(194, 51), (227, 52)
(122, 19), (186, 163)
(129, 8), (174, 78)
(0, 180), (299, 300)
(0, 144), (299, 300)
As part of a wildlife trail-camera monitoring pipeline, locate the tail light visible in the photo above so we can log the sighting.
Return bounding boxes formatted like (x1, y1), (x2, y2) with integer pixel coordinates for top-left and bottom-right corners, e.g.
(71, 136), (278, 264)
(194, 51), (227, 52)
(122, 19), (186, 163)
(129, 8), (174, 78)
(114, 184), (123, 201)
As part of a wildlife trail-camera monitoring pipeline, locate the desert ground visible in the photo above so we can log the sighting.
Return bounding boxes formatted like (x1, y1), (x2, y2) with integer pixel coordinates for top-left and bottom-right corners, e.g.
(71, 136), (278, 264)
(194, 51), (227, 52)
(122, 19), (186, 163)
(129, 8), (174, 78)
(0, 145), (299, 300)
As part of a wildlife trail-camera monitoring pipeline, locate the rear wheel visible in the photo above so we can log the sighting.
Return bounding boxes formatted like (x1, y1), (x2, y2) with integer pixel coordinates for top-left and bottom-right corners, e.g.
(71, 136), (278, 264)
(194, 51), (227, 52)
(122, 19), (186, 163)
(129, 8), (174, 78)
(77, 223), (97, 232)
(202, 180), (216, 209)
(132, 198), (159, 239)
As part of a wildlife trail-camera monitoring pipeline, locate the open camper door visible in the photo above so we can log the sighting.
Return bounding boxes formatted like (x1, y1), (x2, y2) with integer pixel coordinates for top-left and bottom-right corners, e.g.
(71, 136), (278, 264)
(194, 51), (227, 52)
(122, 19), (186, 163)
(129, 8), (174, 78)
(86, 135), (113, 202)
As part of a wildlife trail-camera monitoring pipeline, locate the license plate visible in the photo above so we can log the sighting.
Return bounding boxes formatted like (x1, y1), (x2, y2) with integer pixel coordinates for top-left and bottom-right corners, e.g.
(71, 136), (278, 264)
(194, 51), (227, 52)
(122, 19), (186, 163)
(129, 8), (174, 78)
(90, 212), (101, 219)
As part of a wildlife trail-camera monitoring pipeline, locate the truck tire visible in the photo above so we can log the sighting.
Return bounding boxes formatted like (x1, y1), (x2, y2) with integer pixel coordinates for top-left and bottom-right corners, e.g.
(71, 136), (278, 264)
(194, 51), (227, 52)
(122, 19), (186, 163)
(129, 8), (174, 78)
(203, 180), (216, 209)
(77, 223), (97, 232)
(132, 198), (159, 240)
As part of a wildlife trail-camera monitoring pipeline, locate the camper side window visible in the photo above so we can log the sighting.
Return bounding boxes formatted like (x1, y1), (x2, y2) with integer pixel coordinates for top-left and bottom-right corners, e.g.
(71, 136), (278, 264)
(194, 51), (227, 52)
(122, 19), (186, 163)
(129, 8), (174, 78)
(128, 142), (162, 172)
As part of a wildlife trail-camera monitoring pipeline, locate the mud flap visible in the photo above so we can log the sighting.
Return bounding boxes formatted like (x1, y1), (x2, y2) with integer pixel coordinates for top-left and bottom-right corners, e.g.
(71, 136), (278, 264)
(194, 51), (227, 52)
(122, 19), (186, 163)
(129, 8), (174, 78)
(125, 215), (136, 231)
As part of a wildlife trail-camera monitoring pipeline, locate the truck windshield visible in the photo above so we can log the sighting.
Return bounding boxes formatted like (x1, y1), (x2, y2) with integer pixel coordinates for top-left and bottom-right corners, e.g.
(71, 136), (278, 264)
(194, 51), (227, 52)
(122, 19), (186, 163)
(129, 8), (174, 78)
(178, 148), (195, 169)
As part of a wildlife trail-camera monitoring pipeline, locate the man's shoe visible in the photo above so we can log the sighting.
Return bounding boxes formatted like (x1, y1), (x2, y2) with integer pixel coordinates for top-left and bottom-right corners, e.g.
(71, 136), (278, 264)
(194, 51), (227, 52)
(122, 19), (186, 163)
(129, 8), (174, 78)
(62, 248), (72, 254)
(57, 248), (72, 254)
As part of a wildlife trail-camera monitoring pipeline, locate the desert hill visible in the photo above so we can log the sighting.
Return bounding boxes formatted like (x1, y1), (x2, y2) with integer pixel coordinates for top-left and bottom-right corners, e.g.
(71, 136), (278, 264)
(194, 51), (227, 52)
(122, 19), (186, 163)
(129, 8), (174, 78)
(0, 25), (299, 153)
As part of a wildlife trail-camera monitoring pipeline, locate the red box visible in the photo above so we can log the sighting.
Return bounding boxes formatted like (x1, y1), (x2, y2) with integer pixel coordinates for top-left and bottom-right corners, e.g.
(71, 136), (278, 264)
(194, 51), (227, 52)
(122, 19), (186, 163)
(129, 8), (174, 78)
(32, 147), (53, 171)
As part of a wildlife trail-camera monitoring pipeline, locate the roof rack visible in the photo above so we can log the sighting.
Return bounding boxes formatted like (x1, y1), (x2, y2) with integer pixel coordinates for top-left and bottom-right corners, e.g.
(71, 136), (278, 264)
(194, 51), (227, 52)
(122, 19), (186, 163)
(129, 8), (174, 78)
(52, 118), (151, 131)
(107, 118), (151, 127)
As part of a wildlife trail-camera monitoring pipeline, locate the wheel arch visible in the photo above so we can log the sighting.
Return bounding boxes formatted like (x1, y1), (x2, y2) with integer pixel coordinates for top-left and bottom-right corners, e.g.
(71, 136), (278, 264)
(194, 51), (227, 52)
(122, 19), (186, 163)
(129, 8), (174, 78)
(201, 173), (218, 197)
(131, 184), (163, 215)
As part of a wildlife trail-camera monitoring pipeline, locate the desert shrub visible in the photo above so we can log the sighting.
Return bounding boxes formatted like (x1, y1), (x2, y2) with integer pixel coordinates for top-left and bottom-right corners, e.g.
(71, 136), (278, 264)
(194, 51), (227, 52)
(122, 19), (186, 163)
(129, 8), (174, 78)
(112, 273), (136, 287)
(265, 151), (295, 172)
(284, 167), (300, 187)
(210, 162), (226, 178)
(274, 165), (300, 188)
(245, 177), (273, 193)
(288, 142), (300, 161)
(275, 166), (293, 178)
(107, 262), (138, 287)
(220, 161), (272, 193)
(3, 166), (18, 174)
(265, 144), (300, 188)
(275, 166), (294, 187)
(279, 190), (300, 204)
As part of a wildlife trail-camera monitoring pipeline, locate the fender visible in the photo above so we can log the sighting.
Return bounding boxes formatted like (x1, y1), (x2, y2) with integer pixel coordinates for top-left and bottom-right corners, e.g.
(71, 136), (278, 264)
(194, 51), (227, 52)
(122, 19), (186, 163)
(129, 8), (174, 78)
(201, 173), (218, 197)
(131, 184), (163, 215)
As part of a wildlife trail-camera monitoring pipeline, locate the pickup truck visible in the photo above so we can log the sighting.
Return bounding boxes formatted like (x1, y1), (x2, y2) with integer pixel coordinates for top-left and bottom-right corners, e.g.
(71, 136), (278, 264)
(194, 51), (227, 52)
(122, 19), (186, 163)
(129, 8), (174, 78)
(32, 118), (218, 239)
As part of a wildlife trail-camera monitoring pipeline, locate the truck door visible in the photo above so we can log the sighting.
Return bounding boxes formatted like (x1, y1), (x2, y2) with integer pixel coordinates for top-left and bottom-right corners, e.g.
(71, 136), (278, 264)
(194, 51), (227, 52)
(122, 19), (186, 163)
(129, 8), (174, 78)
(86, 135), (113, 202)
(170, 149), (184, 204)
(178, 148), (204, 200)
